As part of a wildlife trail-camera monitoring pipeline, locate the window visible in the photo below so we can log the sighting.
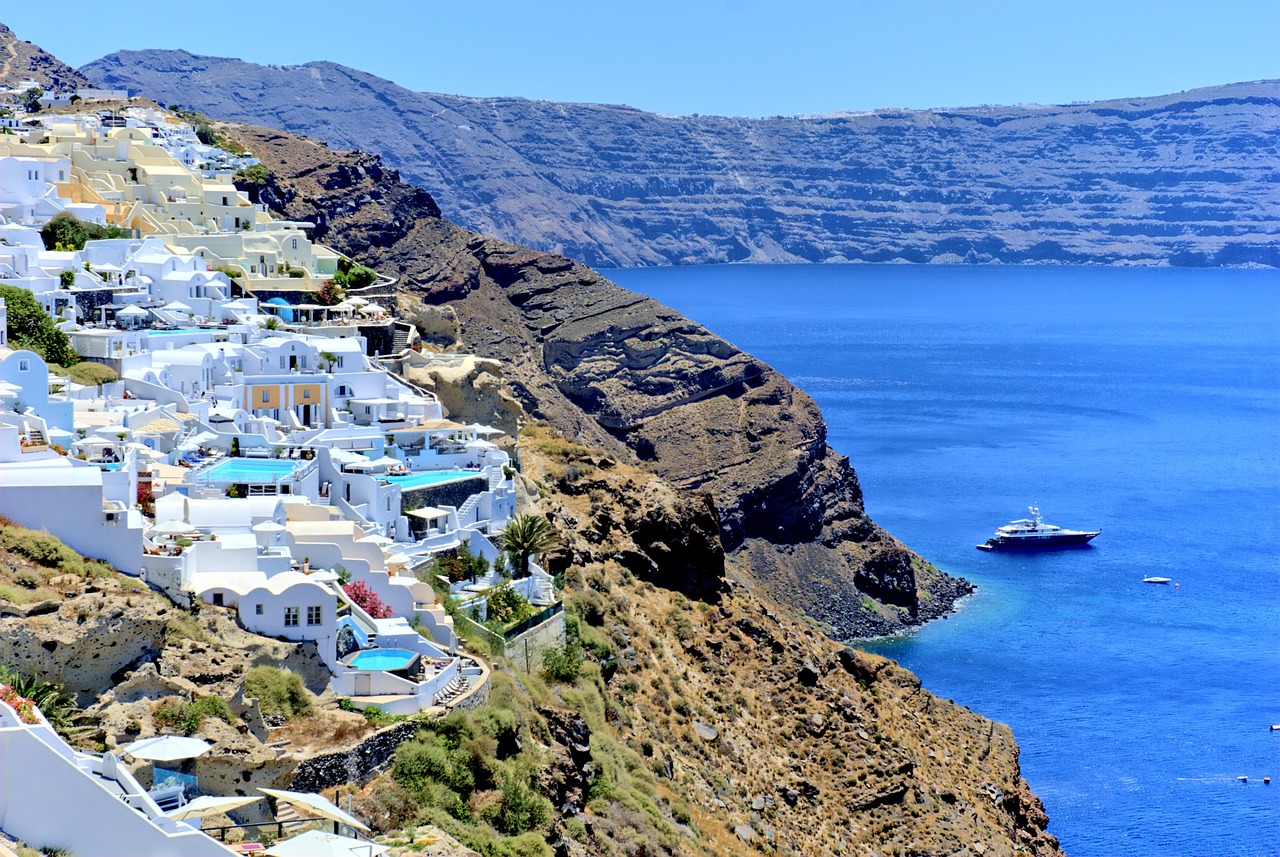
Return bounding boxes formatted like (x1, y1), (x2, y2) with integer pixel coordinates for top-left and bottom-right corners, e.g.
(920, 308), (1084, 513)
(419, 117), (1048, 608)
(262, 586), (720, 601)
(291, 238), (298, 250)
(306, 606), (322, 626)
(18, 359), (29, 371)
(284, 607), (299, 627)
(302, 389), (311, 400)
(261, 389), (270, 403)
(255, 603), (264, 615)
(222, 196), (228, 206)
(212, 592), (224, 606)
(57, 170), (65, 181)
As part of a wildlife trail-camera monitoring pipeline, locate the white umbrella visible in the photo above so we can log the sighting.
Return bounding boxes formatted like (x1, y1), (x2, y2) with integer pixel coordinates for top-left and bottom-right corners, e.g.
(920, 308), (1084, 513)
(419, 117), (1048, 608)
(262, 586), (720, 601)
(116, 305), (149, 318)
(346, 296), (370, 307)
(362, 456), (401, 468)
(464, 439), (497, 450)
(265, 830), (387, 857)
(357, 533), (393, 545)
(0, 381), (22, 398)
(121, 735), (212, 761)
(358, 302), (386, 315)
(166, 794), (260, 821)
(467, 423), (503, 437)
(259, 788), (370, 831)
(153, 519), (197, 536)
(162, 301), (193, 313)
(385, 553), (413, 568)
(252, 521), (287, 533)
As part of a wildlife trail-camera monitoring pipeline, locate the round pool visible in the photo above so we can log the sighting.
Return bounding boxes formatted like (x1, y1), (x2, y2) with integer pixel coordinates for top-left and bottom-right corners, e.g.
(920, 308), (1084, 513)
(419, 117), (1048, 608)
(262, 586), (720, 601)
(344, 648), (420, 672)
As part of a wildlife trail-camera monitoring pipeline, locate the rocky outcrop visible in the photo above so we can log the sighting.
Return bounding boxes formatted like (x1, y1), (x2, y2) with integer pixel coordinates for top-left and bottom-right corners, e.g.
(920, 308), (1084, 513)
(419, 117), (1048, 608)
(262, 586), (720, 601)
(227, 121), (970, 636)
(83, 49), (1279, 268)
(0, 23), (91, 92)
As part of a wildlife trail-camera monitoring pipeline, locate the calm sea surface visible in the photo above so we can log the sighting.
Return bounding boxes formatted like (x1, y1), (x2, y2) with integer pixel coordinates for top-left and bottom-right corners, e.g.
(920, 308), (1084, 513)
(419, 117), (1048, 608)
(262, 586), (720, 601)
(604, 263), (1280, 857)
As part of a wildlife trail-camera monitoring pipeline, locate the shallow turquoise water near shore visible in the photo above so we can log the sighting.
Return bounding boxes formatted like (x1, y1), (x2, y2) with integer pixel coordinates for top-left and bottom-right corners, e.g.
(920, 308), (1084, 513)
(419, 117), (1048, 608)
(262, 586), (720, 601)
(606, 263), (1280, 856)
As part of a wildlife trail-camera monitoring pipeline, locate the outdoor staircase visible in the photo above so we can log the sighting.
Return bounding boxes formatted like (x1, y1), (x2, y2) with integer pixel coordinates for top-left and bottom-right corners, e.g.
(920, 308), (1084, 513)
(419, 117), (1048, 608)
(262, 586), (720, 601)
(489, 467), (506, 490)
(391, 323), (412, 353)
(26, 428), (46, 445)
(273, 798), (303, 830)
(532, 574), (557, 605)
(457, 494), (479, 524)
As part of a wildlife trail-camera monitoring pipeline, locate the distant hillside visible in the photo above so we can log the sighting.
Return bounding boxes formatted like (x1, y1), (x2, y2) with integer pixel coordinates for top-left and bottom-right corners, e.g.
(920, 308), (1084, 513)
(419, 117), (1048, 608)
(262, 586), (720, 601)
(0, 23), (90, 91)
(83, 50), (1279, 268)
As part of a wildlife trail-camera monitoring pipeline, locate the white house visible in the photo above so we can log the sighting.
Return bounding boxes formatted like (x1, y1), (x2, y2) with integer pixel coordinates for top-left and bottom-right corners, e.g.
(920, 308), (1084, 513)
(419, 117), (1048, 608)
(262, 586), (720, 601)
(0, 696), (235, 857)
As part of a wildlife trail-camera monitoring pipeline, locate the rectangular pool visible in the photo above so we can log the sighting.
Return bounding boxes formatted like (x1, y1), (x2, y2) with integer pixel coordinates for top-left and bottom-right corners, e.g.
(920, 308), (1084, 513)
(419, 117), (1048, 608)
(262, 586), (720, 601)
(201, 458), (301, 483)
(344, 648), (420, 672)
(385, 470), (478, 490)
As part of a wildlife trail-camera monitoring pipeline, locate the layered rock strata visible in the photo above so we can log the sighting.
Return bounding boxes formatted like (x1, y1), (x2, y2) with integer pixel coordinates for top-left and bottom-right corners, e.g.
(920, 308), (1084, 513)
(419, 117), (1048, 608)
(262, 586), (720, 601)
(83, 50), (1280, 268)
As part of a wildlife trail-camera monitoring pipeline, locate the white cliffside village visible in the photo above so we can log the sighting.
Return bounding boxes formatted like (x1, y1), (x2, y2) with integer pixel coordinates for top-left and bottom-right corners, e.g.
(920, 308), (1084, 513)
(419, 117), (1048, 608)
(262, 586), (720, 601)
(0, 104), (564, 833)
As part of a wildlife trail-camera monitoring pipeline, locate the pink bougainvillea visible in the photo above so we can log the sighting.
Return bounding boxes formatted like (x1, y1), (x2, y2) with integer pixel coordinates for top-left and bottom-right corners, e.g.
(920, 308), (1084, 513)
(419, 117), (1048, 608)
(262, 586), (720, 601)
(343, 580), (394, 619)
(0, 684), (40, 724)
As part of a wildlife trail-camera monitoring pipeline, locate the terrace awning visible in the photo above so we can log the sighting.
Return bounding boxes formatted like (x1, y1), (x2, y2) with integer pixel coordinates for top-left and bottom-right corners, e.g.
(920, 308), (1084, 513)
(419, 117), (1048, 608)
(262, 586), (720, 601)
(166, 794), (261, 821)
(406, 507), (448, 520)
(121, 735), (211, 761)
(258, 788), (370, 831)
(152, 519), (197, 536)
(264, 829), (387, 856)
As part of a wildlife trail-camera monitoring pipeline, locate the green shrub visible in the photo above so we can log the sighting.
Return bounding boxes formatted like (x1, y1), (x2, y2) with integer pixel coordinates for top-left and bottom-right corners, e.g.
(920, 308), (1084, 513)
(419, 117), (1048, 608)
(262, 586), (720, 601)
(164, 615), (210, 645)
(486, 586), (532, 627)
(0, 519), (86, 575)
(152, 694), (231, 734)
(541, 638), (583, 683)
(0, 286), (77, 368)
(12, 569), (41, 589)
(243, 665), (312, 719)
(65, 362), (118, 387)
(39, 212), (130, 252)
(481, 767), (552, 836)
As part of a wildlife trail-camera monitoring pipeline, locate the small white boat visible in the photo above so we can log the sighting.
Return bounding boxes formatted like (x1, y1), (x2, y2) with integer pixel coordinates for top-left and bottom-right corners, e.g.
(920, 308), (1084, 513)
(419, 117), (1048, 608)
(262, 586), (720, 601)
(1143, 577), (1172, 585)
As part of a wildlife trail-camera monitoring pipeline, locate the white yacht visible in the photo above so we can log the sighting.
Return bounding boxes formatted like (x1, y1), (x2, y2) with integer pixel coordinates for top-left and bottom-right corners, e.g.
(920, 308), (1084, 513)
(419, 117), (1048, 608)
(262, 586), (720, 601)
(977, 506), (1100, 551)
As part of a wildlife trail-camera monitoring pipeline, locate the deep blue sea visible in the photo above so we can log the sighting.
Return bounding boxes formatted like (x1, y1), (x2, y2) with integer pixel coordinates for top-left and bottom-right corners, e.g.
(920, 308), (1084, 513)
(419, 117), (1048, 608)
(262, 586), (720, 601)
(604, 263), (1280, 857)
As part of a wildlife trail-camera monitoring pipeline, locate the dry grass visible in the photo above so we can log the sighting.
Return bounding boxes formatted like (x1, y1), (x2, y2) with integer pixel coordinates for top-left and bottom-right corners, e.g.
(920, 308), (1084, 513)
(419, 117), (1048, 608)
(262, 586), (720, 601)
(271, 709), (373, 752)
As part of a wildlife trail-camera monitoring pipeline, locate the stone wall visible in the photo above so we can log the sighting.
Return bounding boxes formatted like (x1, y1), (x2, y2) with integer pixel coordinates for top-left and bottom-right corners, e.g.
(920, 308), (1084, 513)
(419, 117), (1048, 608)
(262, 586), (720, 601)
(503, 611), (565, 675)
(401, 476), (485, 517)
(289, 718), (422, 794)
(357, 323), (394, 357)
(73, 287), (117, 324)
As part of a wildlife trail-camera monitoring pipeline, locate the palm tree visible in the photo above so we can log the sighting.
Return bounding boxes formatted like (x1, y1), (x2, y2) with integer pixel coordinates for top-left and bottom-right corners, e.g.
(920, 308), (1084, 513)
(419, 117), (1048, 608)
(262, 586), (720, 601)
(497, 514), (559, 576)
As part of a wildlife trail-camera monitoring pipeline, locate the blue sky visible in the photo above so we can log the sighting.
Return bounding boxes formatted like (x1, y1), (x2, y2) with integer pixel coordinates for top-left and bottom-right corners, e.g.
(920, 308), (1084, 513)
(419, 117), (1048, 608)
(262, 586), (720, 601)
(6, 1), (1278, 116)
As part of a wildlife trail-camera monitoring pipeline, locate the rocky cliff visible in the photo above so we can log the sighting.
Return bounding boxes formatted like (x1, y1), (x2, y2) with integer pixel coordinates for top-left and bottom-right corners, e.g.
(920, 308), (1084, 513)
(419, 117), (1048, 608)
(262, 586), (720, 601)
(0, 23), (90, 92)
(83, 49), (1279, 268)
(226, 121), (968, 639)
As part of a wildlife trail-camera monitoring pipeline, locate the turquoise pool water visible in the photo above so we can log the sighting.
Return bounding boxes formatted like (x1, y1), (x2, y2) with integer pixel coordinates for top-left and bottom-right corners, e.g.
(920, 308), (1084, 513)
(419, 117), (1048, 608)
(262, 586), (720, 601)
(385, 470), (477, 490)
(201, 458), (300, 483)
(148, 328), (211, 335)
(346, 649), (418, 671)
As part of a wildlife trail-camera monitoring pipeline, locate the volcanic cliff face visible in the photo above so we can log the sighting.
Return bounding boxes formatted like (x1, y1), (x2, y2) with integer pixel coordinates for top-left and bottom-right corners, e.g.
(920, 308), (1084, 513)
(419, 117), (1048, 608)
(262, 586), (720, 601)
(0, 23), (91, 92)
(83, 49), (1280, 268)
(227, 122), (967, 638)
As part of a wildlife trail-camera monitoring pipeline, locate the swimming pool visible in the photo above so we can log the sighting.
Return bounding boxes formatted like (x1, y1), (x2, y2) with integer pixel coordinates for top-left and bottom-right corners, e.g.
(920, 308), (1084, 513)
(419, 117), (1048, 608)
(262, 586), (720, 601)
(200, 458), (301, 483)
(148, 328), (210, 335)
(344, 648), (419, 672)
(385, 470), (478, 490)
